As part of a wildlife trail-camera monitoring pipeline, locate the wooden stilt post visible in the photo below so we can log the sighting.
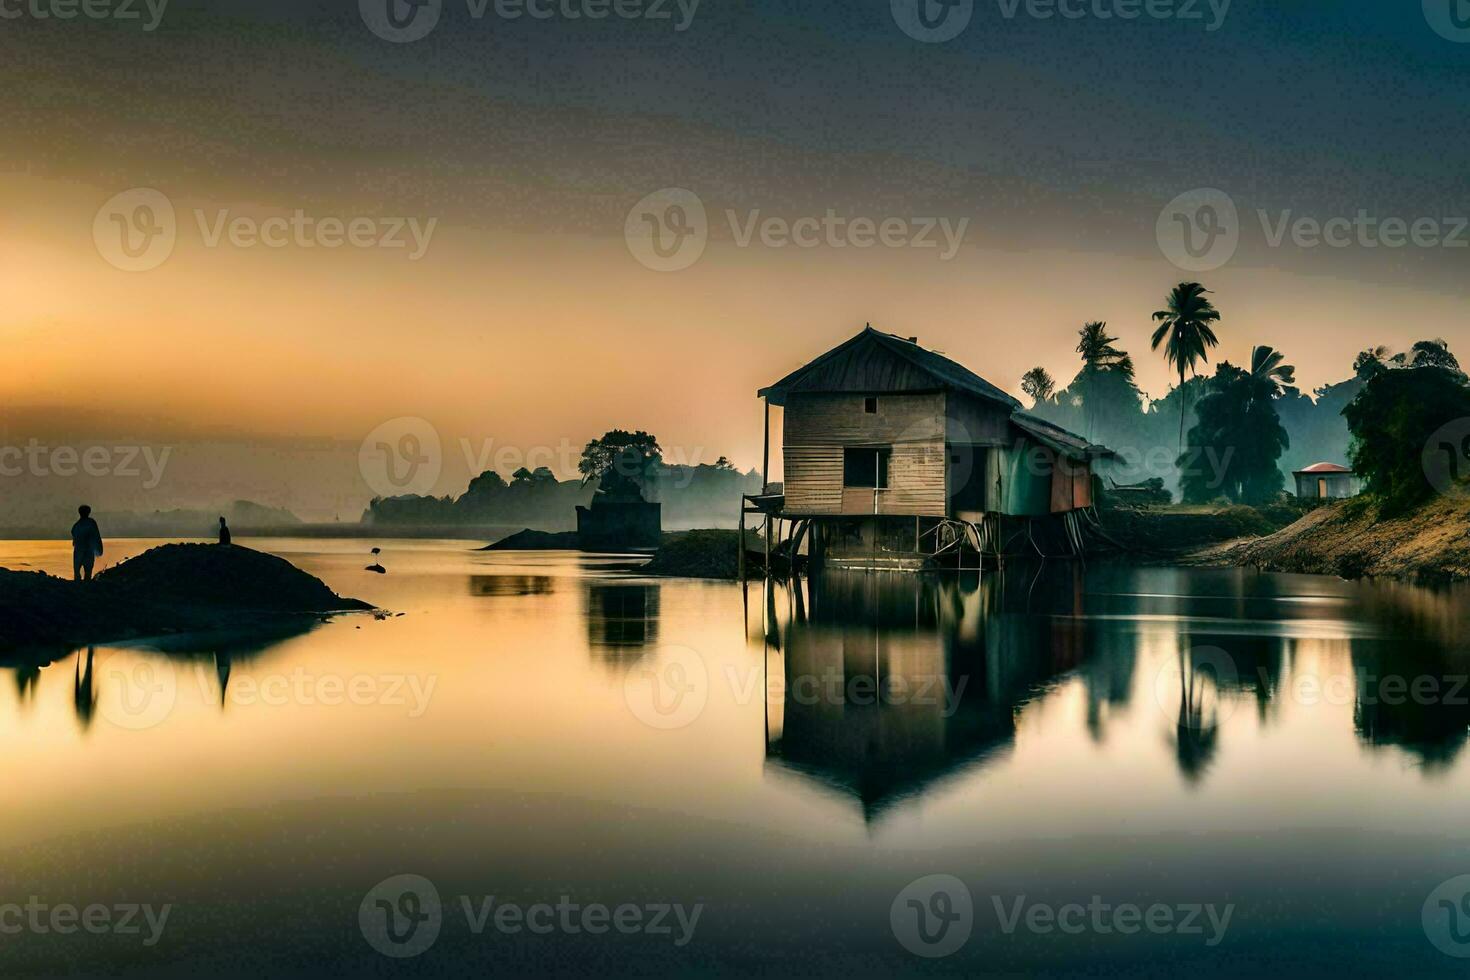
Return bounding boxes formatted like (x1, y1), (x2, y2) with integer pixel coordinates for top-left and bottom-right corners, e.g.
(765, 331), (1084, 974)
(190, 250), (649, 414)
(764, 516), (772, 579)
(738, 505), (746, 581)
(761, 399), (771, 492)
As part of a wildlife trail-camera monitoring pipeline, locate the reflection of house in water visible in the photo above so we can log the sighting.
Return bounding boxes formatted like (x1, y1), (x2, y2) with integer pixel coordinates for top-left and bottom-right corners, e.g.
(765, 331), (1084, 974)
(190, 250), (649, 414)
(585, 583), (661, 669)
(765, 567), (1100, 822)
(468, 575), (555, 598)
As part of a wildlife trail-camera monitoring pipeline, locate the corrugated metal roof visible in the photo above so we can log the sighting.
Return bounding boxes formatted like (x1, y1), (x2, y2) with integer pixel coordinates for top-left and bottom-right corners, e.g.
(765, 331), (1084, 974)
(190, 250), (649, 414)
(1294, 462), (1353, 474)
(759, 326), (1021, 410)
(1009, 412), (1115, 460)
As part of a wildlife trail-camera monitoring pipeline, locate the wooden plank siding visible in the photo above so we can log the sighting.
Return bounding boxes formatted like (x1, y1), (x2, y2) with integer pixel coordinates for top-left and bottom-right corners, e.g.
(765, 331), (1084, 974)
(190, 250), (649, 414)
(944, 391), (1014, 446)
(784, 446), (844, 514)
(782, 392), (949, 517)
(783, 392), (946, 446)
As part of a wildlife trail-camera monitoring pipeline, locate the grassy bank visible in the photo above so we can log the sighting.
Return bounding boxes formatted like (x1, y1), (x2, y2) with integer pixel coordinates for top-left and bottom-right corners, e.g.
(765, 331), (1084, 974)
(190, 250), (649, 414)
(1191, 495), (1470, 583)
(1097, 498), (1321, 555)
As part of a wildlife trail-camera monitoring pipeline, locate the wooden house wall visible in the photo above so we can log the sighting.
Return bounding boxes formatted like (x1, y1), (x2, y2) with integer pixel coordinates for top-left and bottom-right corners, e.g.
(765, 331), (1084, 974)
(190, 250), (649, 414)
(782, 392), (947, 517)
(944, 391), (1014, 446)
(780, 391), (1096, 519)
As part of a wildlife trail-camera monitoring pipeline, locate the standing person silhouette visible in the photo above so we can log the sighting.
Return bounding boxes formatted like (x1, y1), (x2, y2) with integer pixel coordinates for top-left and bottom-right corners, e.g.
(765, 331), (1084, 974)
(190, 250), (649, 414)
(71, 505), (104, 581)
(218, 516), (231, 546)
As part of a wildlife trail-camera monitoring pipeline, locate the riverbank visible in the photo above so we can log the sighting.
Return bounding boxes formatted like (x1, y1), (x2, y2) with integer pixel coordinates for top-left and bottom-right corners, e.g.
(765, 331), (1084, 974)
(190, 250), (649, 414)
(1186, 495), (1470, 583)
(0, 544), (371, 650)
(1095, 499), (1320, 555)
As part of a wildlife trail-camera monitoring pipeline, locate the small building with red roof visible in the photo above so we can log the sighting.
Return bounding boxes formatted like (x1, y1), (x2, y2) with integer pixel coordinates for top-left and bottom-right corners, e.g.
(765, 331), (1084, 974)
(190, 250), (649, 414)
(1292, 462), (1361, 500)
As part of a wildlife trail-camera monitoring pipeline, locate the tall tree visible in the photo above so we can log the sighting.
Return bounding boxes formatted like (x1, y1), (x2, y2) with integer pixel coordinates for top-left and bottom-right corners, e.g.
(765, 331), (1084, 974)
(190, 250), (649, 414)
(1248, 345), (1296, 402)
(1353, 346), (1392, 380)
(1074, 321), (1133, 438)
(579, 430), (662, 497)
(1344, 365), (1470, 513)
(1177, 361), (1290, 505)
(1409, 338), (1462, 374)
(1151, 282), (1222, 450)
(1021, 366), (1056, 406)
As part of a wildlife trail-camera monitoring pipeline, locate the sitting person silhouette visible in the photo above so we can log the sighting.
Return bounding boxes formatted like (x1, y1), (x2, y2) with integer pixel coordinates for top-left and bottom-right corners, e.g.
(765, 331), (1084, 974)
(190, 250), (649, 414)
(218, 516), (231, 546)
(71, 505), (104, 581)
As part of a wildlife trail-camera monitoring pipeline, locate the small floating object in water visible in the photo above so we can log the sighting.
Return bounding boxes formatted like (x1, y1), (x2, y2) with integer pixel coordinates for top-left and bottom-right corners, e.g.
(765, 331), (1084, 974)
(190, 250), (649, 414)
(365, 563), (386, 574)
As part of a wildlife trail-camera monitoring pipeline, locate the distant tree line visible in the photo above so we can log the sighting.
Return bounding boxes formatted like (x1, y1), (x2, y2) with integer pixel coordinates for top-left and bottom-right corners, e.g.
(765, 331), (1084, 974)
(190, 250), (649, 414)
(364, 430), (761, 528)
(1022, 281), (1465, 506)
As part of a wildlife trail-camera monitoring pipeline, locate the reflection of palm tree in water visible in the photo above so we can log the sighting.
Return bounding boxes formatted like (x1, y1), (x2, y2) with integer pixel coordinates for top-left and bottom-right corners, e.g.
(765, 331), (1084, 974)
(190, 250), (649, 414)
(215, 653), (232, 708)
(13, 664), (40, 705)
(73, 647), (97, 730)
(1172, 650), (1220, 783)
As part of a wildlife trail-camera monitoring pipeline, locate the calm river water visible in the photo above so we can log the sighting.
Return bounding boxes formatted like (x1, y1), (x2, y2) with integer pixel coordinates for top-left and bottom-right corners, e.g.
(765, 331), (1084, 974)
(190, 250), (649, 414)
(1, 538), (1469, 977)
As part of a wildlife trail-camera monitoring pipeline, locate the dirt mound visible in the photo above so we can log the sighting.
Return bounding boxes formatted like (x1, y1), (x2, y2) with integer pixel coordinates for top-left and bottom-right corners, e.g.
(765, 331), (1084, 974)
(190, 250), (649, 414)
(641, 530), (743, 580)
(481, 529), (580, 551)
(99, 544), (370, 612)
(0, 544), (370, 650)
(1195, 496), (1470, 582)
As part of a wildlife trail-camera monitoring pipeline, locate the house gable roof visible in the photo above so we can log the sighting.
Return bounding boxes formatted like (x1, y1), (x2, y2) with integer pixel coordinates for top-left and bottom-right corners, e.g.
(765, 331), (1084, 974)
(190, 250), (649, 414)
(758, 326), (1022, 410)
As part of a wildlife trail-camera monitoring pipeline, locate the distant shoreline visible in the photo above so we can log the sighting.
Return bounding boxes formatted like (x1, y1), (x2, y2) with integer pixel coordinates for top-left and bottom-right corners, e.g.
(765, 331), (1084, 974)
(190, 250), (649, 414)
(0, 523), (531, 542)
(0, 522), (735, 542)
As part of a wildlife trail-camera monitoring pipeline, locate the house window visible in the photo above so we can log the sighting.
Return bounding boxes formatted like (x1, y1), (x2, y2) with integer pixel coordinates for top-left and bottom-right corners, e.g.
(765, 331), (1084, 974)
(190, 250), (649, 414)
(863, 397), (878, 414)
(844, 448), (890, 489)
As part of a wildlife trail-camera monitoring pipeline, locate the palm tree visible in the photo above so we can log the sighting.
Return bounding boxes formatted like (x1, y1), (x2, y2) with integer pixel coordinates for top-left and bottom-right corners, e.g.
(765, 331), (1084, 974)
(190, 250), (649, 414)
(1151, 282), (1222, 449)
(1248, 345), (1295, 403)
(1074, 321), (1131, 438)
(1076, 321), (1126, 370)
